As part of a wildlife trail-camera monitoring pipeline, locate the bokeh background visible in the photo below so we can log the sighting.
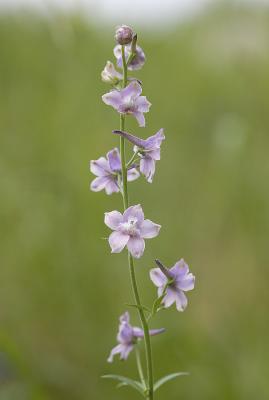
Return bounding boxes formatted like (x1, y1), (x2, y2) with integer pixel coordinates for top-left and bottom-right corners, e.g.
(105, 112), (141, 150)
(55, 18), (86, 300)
(1, 0), (269, 399)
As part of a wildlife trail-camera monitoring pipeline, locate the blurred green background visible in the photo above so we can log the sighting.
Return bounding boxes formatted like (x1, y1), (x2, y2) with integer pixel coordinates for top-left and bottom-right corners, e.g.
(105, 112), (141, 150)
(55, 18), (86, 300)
(1, 3), (269, 399)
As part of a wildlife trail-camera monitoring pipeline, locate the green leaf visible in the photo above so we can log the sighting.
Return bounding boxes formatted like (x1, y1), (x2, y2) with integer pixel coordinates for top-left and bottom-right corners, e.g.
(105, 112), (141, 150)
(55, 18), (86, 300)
(102, 374), (145, 396)
(154, 372), (189, 392)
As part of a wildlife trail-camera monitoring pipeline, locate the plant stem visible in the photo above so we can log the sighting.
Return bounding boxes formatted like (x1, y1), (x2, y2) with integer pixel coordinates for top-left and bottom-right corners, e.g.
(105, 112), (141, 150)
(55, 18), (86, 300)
(120, 114), (128, 210)
(135, 347), (146, 390)
(119, 45), (154, 400)
(129, 253), (154, 399)
(126, 150), (139, 168)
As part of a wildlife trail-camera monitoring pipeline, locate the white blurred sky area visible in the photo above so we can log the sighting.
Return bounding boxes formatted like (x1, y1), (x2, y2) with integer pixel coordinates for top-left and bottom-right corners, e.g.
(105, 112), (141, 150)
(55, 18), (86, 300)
(0, 0), (269, 27)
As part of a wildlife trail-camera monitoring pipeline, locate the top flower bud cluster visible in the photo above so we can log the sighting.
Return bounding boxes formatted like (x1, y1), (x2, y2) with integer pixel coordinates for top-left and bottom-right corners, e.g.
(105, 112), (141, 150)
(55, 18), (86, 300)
(91, 26), (165, 196)
(115, 25), (133, 45)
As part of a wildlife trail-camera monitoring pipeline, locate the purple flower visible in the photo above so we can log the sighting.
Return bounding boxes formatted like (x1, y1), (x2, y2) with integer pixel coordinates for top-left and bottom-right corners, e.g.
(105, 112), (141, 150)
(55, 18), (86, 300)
(108, 311), (165, 362)
(102, 81), (151, 127)
(90, 148), (139, 195)
(114, 44), (145, 70)
(150, 259), (195, 312)
(104, 204), (161, 258)
(113, 129), (165, 183)
(101, 61), (122, 85)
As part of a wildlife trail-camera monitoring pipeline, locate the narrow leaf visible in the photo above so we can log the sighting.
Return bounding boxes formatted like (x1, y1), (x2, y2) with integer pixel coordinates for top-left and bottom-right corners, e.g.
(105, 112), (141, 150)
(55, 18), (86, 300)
(154, 372), (189, 392)
(102, 374), (144, 395)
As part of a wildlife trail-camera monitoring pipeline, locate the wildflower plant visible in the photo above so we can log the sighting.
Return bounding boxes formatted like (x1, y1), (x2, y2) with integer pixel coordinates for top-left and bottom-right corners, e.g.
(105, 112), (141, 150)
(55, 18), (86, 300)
(90, 25), (195, 399)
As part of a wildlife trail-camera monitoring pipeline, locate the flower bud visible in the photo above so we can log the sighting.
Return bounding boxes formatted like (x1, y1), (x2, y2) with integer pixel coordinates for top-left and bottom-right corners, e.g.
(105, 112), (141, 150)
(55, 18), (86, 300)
(101, 61), (122, 85)
(115, 25), (133, 45)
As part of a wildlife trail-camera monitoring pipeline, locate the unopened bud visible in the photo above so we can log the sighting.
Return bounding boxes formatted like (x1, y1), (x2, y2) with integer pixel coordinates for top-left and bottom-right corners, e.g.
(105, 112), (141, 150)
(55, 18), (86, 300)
(101, 61), (122, 85)
(115, 25), (133, 45)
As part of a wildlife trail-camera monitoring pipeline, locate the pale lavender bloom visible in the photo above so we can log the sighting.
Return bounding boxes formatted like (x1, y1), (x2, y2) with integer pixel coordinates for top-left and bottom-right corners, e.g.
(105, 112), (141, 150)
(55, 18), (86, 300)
(104, 204), (161, 258)
(150, 259), (195, 312)
(114, 44), (145, 70)
(113, 129), (165, 183)
(101, 61), (122, 85)
(108, 311), (165, 362)
(102, 81), (151, 127)
(90, 148), (139, 195)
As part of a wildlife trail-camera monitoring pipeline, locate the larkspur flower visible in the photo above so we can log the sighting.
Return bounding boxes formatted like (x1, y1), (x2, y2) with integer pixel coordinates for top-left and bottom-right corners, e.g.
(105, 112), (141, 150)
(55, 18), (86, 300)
(150, 259), (195, 312)
(114, 43), (145, 70)
(101, 61), (122, 85)
(104, 204), (161, 258)
(90, 148), (139, 195)
(113, 128), (165, 183)
(108, 311), (164, 362)
(102, 81), (151, 127)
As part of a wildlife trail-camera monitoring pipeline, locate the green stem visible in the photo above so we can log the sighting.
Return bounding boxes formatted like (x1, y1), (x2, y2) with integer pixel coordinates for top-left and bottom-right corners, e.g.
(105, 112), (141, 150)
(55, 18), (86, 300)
(126, 150), (139, 168)
(135, 347), (146, 390)
(120, 114), (128, 210)
(119, 45), (154, 400)
(129, 254), (154, 399)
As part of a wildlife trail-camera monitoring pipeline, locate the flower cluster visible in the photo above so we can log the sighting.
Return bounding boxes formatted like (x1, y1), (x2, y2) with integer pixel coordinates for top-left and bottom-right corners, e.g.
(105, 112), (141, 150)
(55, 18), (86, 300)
(91, 24), (196, 397)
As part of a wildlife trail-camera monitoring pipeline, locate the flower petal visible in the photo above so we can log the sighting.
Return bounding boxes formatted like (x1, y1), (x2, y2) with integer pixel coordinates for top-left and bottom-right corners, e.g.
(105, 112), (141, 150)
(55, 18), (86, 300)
(121, 81), (142, 101)
(127, 168), (140, 182)
(102, 90), (122, 110)
(150, 268), (167, 287)
(158, 286), (164, 297)
(117, 321), (133, 343)
(120, 312), (130, 324)
(162, 288), (177, 308)
(140, 219), (161, 239)
(90, 157), (110, 177)
(123, 204), (144, 225)
(177, 273), (195, 292)
(148, 148), (161, 161)
(104, 179), (119, 195)
(133, 111), (145, 127)
(170, 259), (189, 278)
(136, 96), (151, 113)
(127, 237), (145, 258)
(144, 128), (165, 150)
(107, 148), (121, 172)
(108, 231), (129, 253)
(107, 344), (122, 363)
(113, 44), (122, 57)
(104, 210), (123, 229)
(175, 290), (188, 312)
(90, 176), (111, 192)
(120, 343), (134, 360)
(140, 157), (156, 183)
